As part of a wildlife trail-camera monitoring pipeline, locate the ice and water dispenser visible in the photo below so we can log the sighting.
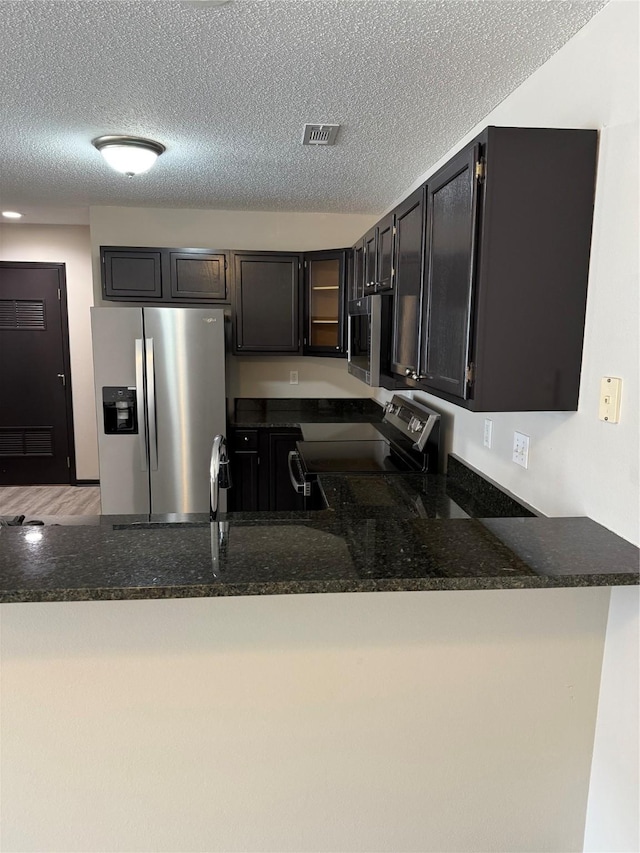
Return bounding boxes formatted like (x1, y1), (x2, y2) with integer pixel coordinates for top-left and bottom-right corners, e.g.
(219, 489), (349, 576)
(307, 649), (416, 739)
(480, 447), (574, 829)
(102, 387), (138, 434)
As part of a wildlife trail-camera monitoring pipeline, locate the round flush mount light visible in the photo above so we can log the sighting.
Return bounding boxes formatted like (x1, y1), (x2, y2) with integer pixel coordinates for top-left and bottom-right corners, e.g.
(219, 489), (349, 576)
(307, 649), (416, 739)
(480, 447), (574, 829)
(2, 210), (23, 219)
(92, 135), (166, 177)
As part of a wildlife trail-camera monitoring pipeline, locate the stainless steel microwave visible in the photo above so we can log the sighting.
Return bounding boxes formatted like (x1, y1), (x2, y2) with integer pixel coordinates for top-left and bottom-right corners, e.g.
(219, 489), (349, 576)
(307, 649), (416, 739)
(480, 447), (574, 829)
(347, 294), (393, 387)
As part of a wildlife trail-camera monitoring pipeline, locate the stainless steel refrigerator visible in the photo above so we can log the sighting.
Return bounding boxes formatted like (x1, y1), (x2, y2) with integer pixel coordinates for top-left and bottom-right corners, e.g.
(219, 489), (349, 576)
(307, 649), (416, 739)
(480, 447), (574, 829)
(91, 306), (226, 515)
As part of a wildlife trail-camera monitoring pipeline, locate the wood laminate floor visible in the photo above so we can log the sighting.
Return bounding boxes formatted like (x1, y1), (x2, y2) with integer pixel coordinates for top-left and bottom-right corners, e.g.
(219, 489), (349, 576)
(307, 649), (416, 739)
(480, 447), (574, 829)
(0, 486), (101, 516)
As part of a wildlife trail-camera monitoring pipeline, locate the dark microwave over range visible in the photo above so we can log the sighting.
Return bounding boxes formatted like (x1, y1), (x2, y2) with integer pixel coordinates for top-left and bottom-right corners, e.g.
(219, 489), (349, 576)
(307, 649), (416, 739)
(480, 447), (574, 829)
(101, 124), (598, 414)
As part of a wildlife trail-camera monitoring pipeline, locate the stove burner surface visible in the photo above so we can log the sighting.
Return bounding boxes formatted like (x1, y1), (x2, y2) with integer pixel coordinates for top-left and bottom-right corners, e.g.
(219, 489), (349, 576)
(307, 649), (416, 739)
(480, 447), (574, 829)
(299, 422), (383, 442)
(296, 439), (401, 475)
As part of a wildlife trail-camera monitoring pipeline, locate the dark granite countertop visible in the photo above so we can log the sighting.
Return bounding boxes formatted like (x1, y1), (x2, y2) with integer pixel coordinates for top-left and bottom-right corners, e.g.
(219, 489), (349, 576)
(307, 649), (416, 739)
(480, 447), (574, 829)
(2, 400), (637, 603)
(231, 397), (384, 428)
(1, 469), (637, 603)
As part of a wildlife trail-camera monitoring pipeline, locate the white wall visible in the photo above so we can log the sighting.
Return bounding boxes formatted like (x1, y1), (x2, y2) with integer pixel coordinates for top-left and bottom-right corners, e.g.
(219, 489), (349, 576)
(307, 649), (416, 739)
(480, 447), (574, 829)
(230, 355), (369, 398)
(0, 224), (98, 479)
(0, 587), (610, 853)
(375, 0), (639, 547)
(584, 585), (640, 852)
(89, 207), (376, 262)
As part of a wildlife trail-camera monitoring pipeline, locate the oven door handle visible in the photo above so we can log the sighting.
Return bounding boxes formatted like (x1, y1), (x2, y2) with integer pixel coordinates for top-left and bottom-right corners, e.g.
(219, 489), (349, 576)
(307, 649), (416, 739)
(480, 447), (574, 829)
(288, 451), (311, 497)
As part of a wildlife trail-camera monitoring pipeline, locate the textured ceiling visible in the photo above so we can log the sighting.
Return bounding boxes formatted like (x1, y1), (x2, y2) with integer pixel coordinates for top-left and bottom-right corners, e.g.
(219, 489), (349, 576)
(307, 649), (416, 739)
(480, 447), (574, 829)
(0, 0), (606, 217)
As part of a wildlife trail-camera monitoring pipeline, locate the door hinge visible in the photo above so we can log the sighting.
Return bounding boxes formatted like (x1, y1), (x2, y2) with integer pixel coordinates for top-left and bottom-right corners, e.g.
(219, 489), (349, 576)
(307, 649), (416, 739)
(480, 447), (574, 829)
(391, 267), (395, 278)
(392, 226), (397, 236)
(57, 288), (61, 300)
(66, 456), (71, 469)
(465, 363), (475, 385)
(475, 160), (485, 182)
(57, 373), (66, 387)
(304, 260), (307, 268)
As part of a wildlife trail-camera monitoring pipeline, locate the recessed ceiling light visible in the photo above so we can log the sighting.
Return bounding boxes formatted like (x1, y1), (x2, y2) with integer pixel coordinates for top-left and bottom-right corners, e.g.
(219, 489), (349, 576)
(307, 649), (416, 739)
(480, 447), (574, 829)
(2, 210), (23, 219)
(92, 135), (166, 177)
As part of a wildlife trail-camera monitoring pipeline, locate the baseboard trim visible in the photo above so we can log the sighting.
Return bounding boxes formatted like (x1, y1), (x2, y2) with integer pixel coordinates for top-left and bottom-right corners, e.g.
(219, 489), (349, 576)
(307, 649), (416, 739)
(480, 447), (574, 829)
(75, 479), (100, 486)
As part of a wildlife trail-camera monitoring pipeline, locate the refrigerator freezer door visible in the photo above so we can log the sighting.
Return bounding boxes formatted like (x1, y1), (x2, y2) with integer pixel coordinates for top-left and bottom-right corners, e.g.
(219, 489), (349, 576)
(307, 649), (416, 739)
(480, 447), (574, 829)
(91, 307), (150, 514)
(144, 307), (226, 514)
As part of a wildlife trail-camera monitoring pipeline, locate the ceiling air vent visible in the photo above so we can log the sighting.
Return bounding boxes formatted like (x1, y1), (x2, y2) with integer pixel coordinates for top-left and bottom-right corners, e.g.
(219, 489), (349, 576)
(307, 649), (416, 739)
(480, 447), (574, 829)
(302, 124), (340, 146)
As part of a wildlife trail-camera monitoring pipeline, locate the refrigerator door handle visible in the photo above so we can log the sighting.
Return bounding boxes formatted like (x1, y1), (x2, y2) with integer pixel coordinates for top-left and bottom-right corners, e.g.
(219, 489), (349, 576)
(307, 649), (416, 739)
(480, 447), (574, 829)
(135, 338), (148, 472)
(146, 337), (159, 471)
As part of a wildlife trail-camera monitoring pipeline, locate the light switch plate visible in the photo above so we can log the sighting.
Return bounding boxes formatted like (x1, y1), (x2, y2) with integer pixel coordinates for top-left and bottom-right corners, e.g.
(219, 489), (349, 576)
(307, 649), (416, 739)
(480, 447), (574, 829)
(289, 371), (299, 385)
(599, 376), (621, 423)
(483, 418), (493, 449)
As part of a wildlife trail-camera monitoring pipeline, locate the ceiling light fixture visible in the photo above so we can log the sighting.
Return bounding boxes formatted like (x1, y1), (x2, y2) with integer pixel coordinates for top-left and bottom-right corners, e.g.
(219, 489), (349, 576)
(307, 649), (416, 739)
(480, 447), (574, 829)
(2, 210), (23, 219)
(180, 1), (232, 8)
(92, 135), (166, 177)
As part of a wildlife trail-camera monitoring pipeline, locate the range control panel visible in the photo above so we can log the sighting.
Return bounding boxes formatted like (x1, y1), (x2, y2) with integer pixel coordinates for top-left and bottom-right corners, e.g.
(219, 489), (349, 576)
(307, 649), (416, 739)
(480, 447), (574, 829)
(382, 395), (441, 451)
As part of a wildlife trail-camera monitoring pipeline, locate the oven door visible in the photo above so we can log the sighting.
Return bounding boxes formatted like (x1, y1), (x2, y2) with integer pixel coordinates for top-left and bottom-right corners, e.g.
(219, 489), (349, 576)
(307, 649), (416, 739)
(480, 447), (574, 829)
(287, 450), (327, 510)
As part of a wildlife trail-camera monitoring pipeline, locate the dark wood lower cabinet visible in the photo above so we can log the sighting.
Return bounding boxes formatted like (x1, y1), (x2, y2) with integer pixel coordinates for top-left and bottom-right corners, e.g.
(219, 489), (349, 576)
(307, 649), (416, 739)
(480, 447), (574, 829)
(231, 451), (259, 511)
(229, 427), (304, 512)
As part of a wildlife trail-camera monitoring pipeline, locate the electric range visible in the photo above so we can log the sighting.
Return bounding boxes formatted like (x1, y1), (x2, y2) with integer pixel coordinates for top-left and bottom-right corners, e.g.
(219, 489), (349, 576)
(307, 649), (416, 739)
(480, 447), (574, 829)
(288, 395), (442, 504)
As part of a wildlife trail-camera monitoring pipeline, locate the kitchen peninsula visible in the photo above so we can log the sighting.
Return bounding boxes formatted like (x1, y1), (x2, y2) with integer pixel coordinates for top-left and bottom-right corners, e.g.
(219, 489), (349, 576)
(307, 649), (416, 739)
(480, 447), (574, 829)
(2, 467), (637, 604)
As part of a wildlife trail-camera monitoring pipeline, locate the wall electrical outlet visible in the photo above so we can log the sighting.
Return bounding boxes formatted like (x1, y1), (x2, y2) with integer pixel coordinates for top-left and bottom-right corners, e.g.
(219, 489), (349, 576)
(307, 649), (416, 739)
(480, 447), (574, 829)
(512, 432), (530, 468)
(483, 418), (493, 449)
(289, 371), (299, 385)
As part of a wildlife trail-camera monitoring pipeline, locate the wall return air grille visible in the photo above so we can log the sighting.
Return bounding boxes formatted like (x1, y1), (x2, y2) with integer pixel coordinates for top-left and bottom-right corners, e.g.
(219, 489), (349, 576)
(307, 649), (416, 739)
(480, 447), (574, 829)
(0, 299), (46, 330)
(302, 124), (340, 146)
(0, 427), (54, 457)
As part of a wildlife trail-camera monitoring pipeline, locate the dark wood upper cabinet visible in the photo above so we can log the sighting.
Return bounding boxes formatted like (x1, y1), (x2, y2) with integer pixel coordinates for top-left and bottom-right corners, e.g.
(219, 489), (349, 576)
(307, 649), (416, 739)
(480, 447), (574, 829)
(102, 248), (163, 300)
(233, 253), (302, 354)
(414, 126), (598, 411)
(376, 212), (395, 291)
(303, 250), (347, 357)
(350, 239), (365, 301)
(169, 251), (227, 301)
(101, 247), (228, 303)
(420, 144), (479, 399)
(391, 186), (426, 378)
(363, 226), (377, 294)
